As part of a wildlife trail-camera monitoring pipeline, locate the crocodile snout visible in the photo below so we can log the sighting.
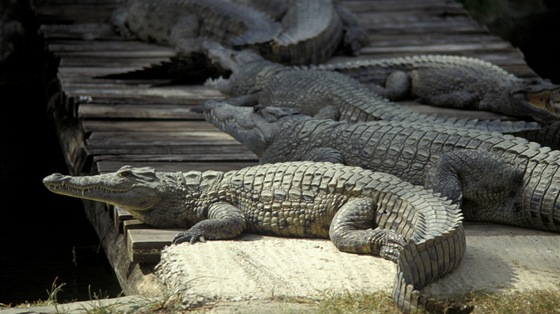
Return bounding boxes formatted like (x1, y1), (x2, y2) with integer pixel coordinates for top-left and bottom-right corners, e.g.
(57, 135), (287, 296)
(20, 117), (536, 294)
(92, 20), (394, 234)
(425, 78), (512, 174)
(43, 173), (65, 184)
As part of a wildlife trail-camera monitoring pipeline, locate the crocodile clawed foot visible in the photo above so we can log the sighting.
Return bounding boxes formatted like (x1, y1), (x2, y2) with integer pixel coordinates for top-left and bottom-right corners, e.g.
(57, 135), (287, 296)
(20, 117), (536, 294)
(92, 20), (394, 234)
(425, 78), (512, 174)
(173, 230), (207, 245)
(379, 231), (407, 262)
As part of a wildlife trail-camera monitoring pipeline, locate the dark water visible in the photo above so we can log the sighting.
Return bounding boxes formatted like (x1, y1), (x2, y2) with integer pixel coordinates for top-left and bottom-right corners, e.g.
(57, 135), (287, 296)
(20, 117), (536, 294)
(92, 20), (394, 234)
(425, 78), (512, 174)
(0, 1), (122, 305)
(1, 0), (558, 306)
(0, 80), (123, 305)
(459, 0), (560, 84)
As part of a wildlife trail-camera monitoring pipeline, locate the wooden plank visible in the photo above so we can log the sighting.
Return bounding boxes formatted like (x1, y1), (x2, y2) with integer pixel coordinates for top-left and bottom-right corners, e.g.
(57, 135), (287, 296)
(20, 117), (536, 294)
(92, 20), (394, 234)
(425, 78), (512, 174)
(33, 4), (119, 23)
(47, 40), (171, 53)
(79, 104), (200, 119)
(114, 206), (134, 233)
(366, 33), (504, 47)
(86, 130), (242, 145)
(343, 0), (466, 12)
(33, 0), (120, 5)
(127, 228), (186, 263)
(122, 220), (150, 240)
(83, 120), (220, 132)
(361, 41), (513, 55)
(39, 23), (120, 40)
(85, 144), (255, 158)
(95, 160), (258, 173)
(59, 57), (174, 69)
(61, 84), (222, 100)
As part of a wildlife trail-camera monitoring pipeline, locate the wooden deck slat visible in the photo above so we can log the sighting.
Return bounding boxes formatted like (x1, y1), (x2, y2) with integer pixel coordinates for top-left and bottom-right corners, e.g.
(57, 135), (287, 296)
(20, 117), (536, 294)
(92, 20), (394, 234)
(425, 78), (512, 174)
(95, 160), (258, 173)
(33, 4), (119, 23)
(361, 41), (514, 54)
(85, 145), (256, 158)
(59, 57), (175, 68)
(83, 120), (220, 132)
(39, 23), (118, 39)
(343, 0), (466, 12)
(86, 131), (244, 145)
(61, 85), (222, 100)
(127, 229), (184, 263)
(79, 104), (200, 119)
(47, 40), (173, 52)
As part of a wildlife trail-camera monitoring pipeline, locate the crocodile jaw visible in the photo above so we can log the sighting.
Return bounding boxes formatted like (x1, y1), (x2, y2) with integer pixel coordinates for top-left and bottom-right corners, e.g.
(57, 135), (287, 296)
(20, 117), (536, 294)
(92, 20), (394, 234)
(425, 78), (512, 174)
(203, 101), (275, 156)
(513, 80), (560, 123)
(202, 39), (262, 73)
(526, 89), (560, 114)
(203, 100), (304, 157)
(43, 166), (162, 211)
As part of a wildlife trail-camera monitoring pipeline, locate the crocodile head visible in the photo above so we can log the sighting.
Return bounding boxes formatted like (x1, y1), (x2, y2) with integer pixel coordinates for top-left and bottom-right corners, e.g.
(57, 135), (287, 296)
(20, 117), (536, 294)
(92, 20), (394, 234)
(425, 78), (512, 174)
(203, 100), (307, 157)
(43, 166), (165, 211)
(511, 78), (560, 123)
(43, 166), (223, 228)
(202, 40), (285, 96)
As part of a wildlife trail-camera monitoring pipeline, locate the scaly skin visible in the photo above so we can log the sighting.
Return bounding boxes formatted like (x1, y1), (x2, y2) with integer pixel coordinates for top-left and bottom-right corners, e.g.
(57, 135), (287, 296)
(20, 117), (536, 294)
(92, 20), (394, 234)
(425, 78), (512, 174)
(203, 41), (541, 136)
(314, 55), (560, 124)
(110, 0), (367, 65)
(203, 100), (560, 232)
(256, 0), (345, 65)
(110, 0), (281, 54)
(232, 0), (369, 58)
(43, 161), (468, 313)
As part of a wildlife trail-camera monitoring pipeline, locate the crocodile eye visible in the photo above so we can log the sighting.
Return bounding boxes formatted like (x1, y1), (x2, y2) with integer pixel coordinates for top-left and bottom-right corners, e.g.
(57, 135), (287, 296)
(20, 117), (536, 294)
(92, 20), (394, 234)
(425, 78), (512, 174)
(117, 168), (133, 177)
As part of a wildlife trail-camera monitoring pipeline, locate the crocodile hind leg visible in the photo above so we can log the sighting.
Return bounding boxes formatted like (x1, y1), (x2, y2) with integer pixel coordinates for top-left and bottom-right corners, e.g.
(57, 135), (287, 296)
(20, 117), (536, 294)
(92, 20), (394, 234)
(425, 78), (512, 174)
(425, 150), (525, 226)
(329, 197), (406, 263)
(173, 202), (247, 244)
(366, 70), (411, 100)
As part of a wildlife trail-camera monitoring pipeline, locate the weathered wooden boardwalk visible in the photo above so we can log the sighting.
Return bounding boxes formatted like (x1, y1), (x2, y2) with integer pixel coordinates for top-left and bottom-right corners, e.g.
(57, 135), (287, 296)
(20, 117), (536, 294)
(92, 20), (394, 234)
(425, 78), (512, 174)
(32, 0), (541, 296)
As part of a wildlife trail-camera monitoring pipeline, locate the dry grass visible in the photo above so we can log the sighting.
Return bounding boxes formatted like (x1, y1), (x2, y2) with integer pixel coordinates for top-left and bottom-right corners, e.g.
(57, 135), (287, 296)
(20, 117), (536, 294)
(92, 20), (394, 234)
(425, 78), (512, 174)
(317, 289), (560, 314)
(2, 280), (559, 314)
(458, 289), (560, 314)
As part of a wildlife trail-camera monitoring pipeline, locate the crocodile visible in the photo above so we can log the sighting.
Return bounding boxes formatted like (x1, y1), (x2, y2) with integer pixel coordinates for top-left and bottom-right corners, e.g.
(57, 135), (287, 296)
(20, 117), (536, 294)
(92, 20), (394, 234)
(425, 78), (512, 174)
(202, 41), (542, 136)
(203, 100), (560, 232)
(109, 0), (367, 65)
(43, 161), (469, 313)
(110, 0), (281, 53)
(312, 55), (560, 124)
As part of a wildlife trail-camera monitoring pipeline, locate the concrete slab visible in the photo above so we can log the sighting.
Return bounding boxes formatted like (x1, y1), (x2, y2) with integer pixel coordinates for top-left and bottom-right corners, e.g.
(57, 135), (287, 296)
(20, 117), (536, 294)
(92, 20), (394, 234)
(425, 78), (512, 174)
(3, 224), (557, 314)
(155, 223), (560, 306)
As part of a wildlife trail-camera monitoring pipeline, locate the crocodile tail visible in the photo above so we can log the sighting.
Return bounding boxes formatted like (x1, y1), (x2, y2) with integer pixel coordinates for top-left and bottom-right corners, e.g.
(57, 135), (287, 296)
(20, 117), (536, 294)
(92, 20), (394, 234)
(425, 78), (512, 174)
(468, 119), (542, 136)
(392, 222), (469, 312)
(261, 0), (344, 65)
(514, 120), (560, 149)
(520, 148), (560, 231)
(94, 54), (229, 85)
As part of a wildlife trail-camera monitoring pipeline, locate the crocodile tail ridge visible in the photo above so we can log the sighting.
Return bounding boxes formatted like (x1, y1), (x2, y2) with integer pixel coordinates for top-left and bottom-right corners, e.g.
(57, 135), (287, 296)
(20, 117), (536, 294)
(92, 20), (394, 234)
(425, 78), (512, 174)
(393, 213), (468, 313)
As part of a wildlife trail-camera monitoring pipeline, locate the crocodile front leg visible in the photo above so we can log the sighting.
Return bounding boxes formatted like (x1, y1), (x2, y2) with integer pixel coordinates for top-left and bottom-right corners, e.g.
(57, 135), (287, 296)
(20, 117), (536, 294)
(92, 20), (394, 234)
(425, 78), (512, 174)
(425, 150), (525, 226)
(329, 198), (406, 263)
(173, 202), (247, 244)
